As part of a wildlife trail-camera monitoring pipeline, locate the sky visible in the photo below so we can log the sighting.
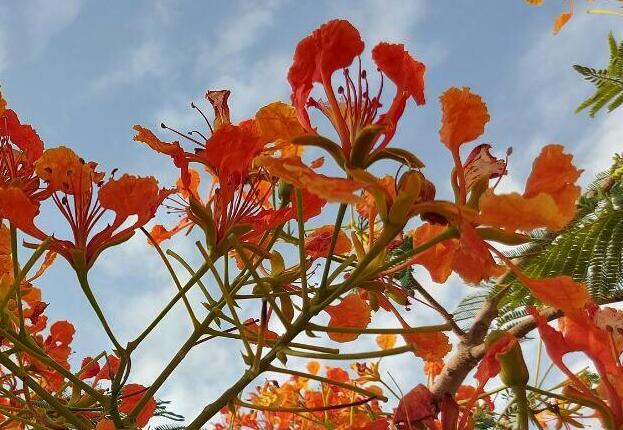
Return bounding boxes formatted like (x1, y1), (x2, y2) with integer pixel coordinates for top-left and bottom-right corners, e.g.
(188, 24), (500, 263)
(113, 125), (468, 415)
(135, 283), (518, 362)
(1, 0), (622, 426)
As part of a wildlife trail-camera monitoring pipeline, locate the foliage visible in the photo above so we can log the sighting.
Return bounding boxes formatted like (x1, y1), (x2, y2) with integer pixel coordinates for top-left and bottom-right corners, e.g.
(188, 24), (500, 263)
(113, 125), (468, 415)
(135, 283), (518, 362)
(575, 33), (623, 116)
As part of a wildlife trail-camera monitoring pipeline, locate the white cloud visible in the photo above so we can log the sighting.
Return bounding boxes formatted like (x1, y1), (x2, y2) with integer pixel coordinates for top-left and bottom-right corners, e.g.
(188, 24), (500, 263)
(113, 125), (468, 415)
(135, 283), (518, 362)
(92, 40), (166, 93)
(23, 0), (83, 55)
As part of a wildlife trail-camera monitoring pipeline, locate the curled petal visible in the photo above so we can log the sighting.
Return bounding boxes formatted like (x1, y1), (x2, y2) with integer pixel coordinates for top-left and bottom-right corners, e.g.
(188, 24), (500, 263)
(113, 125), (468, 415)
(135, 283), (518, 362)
(287, 19), (364, 131)
(133, 125), (189, 184)
(553, 11), (573, 34)
(464, 144), (506, 191)
(258, 155), (365, 204)
(439, 87), (490, 151)
(177, 168), (200, 200)
(474, 333), (517, 387)
(372, 42), (426, 105)
(206, 89), (231, 130)
(325, 294), (371, 343)
(305, 225), (352, 260)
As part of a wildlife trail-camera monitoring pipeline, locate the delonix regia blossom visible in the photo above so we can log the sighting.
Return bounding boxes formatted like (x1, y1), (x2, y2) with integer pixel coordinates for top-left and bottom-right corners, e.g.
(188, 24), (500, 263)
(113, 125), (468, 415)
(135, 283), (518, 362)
(0, 14), (621, 430)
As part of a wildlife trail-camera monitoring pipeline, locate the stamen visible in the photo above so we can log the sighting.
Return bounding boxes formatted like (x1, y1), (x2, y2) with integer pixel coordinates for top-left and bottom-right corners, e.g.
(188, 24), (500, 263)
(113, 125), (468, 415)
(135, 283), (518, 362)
(191, 102), (214, 134)
(161, 122), (204, 147)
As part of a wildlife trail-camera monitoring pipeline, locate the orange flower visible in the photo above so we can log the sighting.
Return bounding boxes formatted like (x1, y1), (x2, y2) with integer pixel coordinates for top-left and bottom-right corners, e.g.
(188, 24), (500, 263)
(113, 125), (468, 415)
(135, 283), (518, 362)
(257, 155), (364, 204)
(288, 19), (425, 157)
(288, 19), (364, 134)
(25, 147), (173, 269)
(118, 384), (157, 427)
(439, 87), (490, 152)
(410, 223), (459, 283)
(479, 144), (581, 231)
(304, 225), (352, 260)
(325, 294), (371, 342)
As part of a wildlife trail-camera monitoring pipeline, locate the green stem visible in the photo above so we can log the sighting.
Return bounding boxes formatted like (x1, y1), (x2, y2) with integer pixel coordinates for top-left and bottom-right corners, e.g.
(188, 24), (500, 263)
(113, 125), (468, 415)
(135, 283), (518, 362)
(282, 344), (414, 360)
(295, 189), (309, 310)
(76, 270), (123, 353)
(142, 227), (199, 327)
(0, 353), (90, 430)
(307, 322), (451, 334)
(318, 204), (348, 291)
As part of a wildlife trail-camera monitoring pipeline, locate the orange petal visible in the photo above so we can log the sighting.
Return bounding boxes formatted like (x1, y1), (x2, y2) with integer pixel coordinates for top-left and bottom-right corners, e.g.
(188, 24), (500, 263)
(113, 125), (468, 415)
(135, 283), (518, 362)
(1, 108), (44, 163)
(0, 88), (6, 116)
(0, 186), (45, 239)
(474, 333), (517, 387)
(305, 225), (352, 260)
(206, 89), (231, 130)
(376, 334), (397, 350)
(452, 222), (505, 284)
(404, 331), (451, 362)
(133, 125), (189, 183)
(291, 187), (326, 221)
(478, 189), (569, 231)
(325, 294), (371, 343)
(242, 318), (279, 342)
(35, 146), (96, 194)
(49, 320), (75, 345)
(176, 168), (200, 200)
(99, 174), (173, 228)
(287, 19), (364, 131)
(553, 11), (572, 34)
(372, 42), (426, 105)
(256, 101), (307, 146)
(306, 361), (320, 375)
(439, 87), (490, 151)
(394, 385), (437, 427)
(257, 155), (364, 204)
(410, 223), (458, 283)
(521, 275), (589, 313)
(95, 420), (116, 430)
(118, 384), (156, 427)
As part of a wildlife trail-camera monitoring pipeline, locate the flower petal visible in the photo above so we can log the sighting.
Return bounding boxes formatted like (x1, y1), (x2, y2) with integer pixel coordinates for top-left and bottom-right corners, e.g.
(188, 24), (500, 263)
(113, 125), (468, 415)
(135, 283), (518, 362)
(439, 87), (490, 151)
(325, 294), (371, 343)
(372, 42), (426, 105)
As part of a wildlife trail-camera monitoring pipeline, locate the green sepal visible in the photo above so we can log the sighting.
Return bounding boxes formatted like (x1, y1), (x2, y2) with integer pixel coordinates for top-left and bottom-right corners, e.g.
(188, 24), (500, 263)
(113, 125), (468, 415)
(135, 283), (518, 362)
(350, 125), (384, 167)
(366, 147), (425, 169)
(292, 134), (346, 167)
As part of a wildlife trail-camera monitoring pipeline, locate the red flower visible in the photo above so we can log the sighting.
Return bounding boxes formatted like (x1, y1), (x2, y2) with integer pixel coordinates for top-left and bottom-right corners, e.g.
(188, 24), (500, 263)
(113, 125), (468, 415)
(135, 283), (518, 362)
(288, 19), (425, 158)
(2, 147), (174, 270)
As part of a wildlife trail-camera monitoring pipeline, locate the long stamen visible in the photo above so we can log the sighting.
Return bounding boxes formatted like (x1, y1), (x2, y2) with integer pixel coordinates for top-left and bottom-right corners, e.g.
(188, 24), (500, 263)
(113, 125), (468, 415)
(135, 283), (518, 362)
(161, 122), (204, 147)
(191, 102), (214, 135)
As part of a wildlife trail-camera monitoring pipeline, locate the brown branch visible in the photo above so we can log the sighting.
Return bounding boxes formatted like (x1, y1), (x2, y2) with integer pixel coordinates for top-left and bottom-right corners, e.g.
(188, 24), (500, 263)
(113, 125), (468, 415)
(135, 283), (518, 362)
(431, 290), (623, 402)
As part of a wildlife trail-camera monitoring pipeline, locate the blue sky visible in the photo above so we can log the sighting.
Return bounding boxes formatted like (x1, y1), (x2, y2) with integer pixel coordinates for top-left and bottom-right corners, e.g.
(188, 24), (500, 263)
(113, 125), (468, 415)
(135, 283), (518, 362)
(1, 0), (622, 425)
